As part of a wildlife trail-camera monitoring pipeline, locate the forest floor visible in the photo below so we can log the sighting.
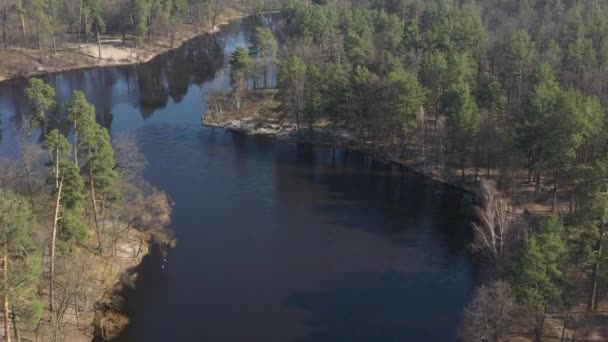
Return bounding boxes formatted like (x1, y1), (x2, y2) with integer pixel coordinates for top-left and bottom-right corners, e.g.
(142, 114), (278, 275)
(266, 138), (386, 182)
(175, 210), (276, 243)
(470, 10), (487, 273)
(0, 228), (148, 342)
(0, 7), (245, 82)
(202, 89), (608, 342)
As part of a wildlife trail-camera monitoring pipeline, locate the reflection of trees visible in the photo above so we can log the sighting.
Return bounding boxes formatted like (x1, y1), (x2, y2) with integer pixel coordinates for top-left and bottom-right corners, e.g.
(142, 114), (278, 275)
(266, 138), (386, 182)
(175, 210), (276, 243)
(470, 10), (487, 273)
(164, 51), (190, 103)
(136, 62), (170, 118)
(0, 13), (268, 131)
(7, 80), (26, 130)
(187, 36), (224, 86)
(100, 111), (114, 131)
(92, 69), (118, 115)
(131, 33), (224, 117)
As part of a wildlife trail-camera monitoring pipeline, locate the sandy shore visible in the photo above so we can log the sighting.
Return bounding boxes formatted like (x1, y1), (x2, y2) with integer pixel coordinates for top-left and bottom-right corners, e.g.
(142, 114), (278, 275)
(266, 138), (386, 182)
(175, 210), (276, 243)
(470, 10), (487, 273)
(0, 8), (247, 82)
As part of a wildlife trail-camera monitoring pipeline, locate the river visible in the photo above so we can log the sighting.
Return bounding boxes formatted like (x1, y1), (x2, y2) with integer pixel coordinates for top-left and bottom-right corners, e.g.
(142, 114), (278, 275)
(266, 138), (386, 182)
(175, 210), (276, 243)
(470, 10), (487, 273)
(0, 15), (476, 342)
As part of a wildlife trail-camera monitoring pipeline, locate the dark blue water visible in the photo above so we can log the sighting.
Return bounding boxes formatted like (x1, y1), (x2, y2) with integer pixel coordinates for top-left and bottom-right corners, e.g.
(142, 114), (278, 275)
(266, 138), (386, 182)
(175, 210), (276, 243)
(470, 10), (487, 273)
(0, 16), (475, 342)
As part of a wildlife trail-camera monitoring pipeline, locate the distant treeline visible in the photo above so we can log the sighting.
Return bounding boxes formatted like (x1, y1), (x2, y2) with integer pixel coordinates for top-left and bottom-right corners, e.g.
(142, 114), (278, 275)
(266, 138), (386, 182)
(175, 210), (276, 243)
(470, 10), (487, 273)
(0, 0), (262, 59)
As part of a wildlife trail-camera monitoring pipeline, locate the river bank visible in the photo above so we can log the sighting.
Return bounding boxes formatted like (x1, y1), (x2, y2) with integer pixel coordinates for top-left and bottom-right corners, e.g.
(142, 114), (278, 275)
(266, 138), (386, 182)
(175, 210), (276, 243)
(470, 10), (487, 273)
(0, 228), (152, 342)
(0, 8), (247, 82)
(202, 89), (608, 342)
(202, 89), (477, 193)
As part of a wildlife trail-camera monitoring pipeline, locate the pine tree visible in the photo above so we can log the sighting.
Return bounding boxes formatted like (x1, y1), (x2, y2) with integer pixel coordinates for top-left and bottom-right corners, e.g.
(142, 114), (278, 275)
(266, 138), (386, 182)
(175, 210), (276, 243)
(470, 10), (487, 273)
(67, 91), (117, 248)
(512, 216), (566, 341)
(24, 78), (56, 134)
(250, 26), (278, 88)
(276, 55), (306, 132)
(43, 129), (87, 313)
(229, 47), (254, 124)
(0, 191), (43, 342)
(388, 66), (427, 141)
(442, 80), (481, 180)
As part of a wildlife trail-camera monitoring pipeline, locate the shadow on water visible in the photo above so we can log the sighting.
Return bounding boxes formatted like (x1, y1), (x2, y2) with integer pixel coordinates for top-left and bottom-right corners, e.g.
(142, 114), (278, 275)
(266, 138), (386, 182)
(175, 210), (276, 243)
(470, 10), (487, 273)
(284, 270), (472, 342)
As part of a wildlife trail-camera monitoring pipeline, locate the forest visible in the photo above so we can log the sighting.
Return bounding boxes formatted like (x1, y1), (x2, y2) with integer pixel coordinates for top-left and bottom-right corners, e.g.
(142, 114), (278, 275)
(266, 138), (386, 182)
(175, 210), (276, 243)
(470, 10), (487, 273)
(2, 0), (608, 340)
(0, 79), (174, 341)
(0, 0), (269, 76)
(217, 0), (608, 340)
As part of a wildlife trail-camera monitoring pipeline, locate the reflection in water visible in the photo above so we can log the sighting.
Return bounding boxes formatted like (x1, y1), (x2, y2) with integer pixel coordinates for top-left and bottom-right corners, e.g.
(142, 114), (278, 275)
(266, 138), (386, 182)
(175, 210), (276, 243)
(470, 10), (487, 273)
(0, 15), (475, 342)
(0, 18), (232, 155)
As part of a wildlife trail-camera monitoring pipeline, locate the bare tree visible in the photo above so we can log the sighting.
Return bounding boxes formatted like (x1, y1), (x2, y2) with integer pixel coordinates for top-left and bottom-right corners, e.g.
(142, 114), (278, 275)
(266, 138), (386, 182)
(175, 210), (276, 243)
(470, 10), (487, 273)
(461, 281), (515, 342)
(471, 179), (512, 259)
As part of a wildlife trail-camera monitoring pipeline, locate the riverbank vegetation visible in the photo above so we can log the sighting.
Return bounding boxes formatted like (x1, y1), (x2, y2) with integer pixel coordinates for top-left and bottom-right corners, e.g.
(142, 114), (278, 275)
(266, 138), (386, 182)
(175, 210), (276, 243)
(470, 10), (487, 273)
(208, 0), (608, 340)
(0, 0), (273, 80)
(1, 78), (173, 341)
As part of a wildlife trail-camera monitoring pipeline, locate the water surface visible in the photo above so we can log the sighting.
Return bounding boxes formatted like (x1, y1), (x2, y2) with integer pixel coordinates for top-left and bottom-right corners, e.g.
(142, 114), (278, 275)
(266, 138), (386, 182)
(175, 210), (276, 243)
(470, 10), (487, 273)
(0, 16), (475, 342)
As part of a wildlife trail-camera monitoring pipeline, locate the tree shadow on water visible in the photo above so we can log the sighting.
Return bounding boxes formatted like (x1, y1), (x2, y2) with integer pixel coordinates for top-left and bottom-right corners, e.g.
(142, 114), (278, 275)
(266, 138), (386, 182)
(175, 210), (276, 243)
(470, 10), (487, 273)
(285, 271), (471, 342)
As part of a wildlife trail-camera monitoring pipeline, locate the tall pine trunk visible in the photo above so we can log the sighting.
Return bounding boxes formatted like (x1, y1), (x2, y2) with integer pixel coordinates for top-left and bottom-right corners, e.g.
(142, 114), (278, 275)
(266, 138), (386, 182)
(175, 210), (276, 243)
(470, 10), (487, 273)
(2, 255), (11, 342)
(49, 4), (57, 55)
(73, 122), (78, 166)
(36, 23), (44, 63)
(89, 168), (101, 249)
(11, 312), (20, 342)
(50, 178), (63, 313)
(2, 5), (8, 49)
(96, 26), (102, 59)
(552, 168), (560, 213)
(78, 0), (84, 50)
(588, 222), (605, 311)
(17, 0), (25, 40)
(87, 147), (101, 249)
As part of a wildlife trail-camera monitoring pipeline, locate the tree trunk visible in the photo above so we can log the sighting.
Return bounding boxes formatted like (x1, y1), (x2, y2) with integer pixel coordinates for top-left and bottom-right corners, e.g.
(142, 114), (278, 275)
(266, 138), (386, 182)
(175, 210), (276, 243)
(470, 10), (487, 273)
(295, 107), (300, 132)
(73, 122), (78, 166)
(18, 142), (35, 206)
(78, 0), (83, 50)
(148, 8), (152, 40)
(84, 11), (88, 43)
(534, 312), (545, 342)
(569, 189), (576, 214)
(74, 298), (80, 327)
(559, 314), (568, 342)
(17, 0), (25, 40)
(2, 5), (7, 49)
(434, 85), (440, 130)
(263, 60), (268, 89)
(460, 146), (466, 181)
(88, 159), (101, 249)
(420, 113), (426, 165)
(11, 311), (20, 342)
(588, 222), (605, 311)
(474, 142), (480, 181)
(49, 6), (57, 54)
(36, 24), (44, 63)
(2, 256), (11, 342)
(50, 178), (63, 313)
(96, 27), (102, 59)
(534, 150), (543, 197)
(517, 67), (523, 106)
(552, 168), (560, 213)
